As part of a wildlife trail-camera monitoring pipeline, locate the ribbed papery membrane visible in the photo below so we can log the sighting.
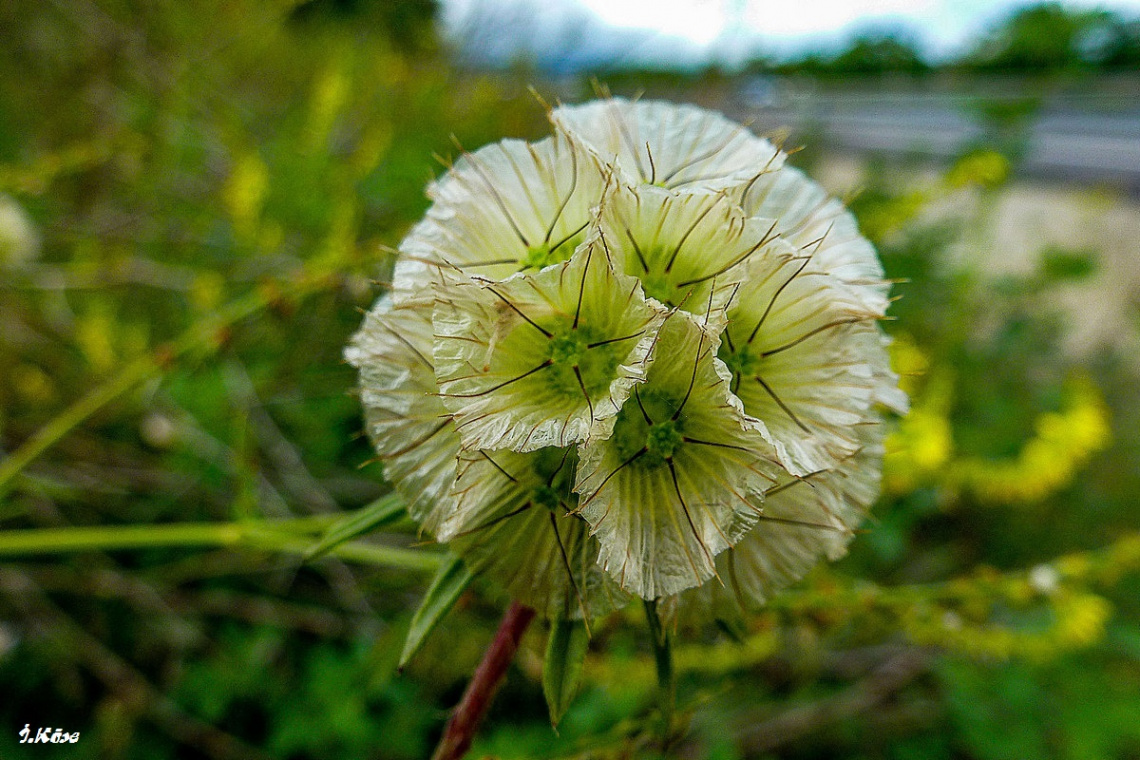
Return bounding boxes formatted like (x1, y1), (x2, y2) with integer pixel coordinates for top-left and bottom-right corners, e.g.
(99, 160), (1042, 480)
(671, 423), (885, 624)
(433, 243), (667, 453)
(345, 296), (460, 537)
(718, 246), (894, 476)
(392, 131), (607, 305)
(442, 447), (630, 620)
(573, 313), (785, 600)
(734, 164), (889, 312)
(551, 98), (785, 192)
(594, 182), (773, 324)
(874, 333), (911, 414)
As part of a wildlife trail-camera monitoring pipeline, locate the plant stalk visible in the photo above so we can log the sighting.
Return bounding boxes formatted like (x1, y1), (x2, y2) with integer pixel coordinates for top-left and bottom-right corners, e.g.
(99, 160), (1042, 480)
(643, 598), (675, 740)
(0, 520), (442, 571)
(0, 273), (329, 500)
(431, 601), (536, 760)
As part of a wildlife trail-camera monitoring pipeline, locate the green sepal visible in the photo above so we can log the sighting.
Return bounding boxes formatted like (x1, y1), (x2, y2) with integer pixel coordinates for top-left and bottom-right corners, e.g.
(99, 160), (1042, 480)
(398, 554), (473, 671)
(543, 618), (590, 727)
(304, 493), (405, 561)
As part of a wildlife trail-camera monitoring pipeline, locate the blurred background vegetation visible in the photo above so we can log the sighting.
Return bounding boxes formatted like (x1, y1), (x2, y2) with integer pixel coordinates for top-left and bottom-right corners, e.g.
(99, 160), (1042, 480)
(2, 1), (1139, 758)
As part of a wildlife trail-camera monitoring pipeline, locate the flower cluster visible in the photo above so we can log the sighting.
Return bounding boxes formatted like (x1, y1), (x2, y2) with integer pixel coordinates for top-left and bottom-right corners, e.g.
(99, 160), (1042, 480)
(348, 99), (906, 622)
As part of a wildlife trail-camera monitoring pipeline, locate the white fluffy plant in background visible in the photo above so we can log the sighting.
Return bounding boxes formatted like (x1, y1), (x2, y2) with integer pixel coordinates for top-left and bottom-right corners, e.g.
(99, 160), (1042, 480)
(348, 98), (906, 658)
(0, 193), (40, 270)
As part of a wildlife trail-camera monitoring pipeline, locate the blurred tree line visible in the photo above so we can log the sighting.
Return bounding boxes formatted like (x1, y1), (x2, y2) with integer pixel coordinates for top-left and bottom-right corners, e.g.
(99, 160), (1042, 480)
(761, 2), (1140, 77)
(565, 1), (1140, 109)
(591, 1), (1140, 82)
(761, 1), (1140, 77)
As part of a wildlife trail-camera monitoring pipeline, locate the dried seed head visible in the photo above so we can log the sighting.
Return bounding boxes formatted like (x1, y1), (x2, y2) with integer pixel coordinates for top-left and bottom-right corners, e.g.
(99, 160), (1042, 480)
(595, 182), (774, 323)
(350, 98), (906, 613)
(444, 446), (630, 620)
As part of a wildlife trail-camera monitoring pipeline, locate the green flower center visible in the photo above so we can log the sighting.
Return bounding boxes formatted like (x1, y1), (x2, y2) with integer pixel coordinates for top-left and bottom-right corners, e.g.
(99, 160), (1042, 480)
(646, 420), (682, 460)
(641, 270), (676, 307)
(719, 343), (759, 378)
(545, 322), (623, 399)
(550, 332), (586, 365)
(611, 389), (684, 468)
(626, 248), (705, 313)
(522, 244), (556, 270)
(533, 484), (562, 511)
(521, 233), (583, 271)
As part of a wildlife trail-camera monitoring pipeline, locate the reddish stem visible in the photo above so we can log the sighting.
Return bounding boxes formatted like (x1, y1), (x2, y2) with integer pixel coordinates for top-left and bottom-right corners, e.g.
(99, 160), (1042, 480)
(430, 601), (537, 760)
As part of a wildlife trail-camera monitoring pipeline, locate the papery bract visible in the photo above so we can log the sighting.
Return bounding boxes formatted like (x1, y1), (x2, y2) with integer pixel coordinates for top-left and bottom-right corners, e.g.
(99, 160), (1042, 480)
(433, 242), (666, 452)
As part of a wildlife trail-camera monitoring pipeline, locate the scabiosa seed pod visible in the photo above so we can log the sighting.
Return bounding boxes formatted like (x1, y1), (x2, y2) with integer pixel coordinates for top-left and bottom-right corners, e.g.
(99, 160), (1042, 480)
(669, 422), (887, 624)
(432, 237), (667, 452)
(345, 296), (461, 537)
(349, 98), (906, 618)
(391, 130), (606, 305)
(444, 445), (631, 620)
(573, 311), (785, 598)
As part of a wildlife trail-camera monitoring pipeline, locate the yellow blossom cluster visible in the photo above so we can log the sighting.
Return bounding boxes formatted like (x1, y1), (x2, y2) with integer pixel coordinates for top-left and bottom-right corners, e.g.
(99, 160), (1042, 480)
(950, 376), (1111, 503)
(884, 337), (1110, 505)
(903, 588), (1112, 660)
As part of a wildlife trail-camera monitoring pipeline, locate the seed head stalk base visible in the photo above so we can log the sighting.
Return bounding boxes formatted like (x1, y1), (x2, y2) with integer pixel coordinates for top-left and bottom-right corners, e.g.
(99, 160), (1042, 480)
(431, 601), (537, 760)
(643, 598), (676, 742)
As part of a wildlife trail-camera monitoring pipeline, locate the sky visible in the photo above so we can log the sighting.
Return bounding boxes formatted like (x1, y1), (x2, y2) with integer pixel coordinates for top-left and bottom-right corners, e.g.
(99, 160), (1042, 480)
(442, 0), (1140, 69)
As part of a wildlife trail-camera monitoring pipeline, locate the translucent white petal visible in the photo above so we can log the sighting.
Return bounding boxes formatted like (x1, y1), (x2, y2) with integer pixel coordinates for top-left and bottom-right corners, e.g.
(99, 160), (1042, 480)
(595, 183), (771, 323)
(392, 132), (607, 304)
(433, 243), (667, 452)
(444, 447), (630, 620)
(552, 98), (784, 192)
(874, 332), (911, 414)
(719, 250), (896, 475)
(345, 296), (460, 536)
(736, 165), (889, 311)
(574, 314), (786, 599)
(676, 422), (886, 622)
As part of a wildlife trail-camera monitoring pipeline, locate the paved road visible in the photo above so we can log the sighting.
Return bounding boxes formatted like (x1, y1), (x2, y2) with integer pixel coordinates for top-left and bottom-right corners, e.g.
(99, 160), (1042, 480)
(733, 91), (1140, 190)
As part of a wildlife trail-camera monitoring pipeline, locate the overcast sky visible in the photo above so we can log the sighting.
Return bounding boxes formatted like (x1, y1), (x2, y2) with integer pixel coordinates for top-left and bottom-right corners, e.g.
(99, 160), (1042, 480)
(442, 0), (1140, 69)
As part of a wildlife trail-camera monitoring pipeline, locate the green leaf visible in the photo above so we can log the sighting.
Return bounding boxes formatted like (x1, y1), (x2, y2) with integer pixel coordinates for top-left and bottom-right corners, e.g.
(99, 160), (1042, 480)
(304, 493), (405, 561)
(398, 554), (472, 671)
(542, 618), (589, 727)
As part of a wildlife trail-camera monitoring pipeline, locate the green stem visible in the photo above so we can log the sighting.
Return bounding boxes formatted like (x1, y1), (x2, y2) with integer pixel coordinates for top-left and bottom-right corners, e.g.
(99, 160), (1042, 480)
(0, 519), (442, 571)
(0, 356), (155, 500)
(643, 599), (675, 741)
(0, 274), (328, 500)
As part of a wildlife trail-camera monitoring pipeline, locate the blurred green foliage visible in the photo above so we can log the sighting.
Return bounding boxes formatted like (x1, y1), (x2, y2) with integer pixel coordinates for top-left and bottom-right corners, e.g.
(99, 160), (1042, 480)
(967, 2), (1140, 73)
(2, 2), (1140, 759)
